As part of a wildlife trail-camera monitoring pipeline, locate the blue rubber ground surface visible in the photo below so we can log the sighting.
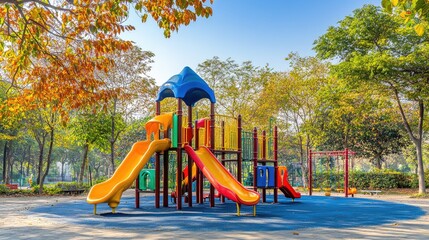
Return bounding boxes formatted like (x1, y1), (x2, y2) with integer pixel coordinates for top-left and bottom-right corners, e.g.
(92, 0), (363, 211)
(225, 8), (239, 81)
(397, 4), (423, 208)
(31, 195), (425, 232)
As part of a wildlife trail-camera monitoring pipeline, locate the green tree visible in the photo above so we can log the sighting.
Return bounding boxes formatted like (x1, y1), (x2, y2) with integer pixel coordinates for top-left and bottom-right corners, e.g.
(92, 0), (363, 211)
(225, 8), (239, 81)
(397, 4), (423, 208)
(314, 5), (428, 193)
(382, 0), (429, 36)
(98, 45), (157, 173)
(24, 106), (60, 193)
(315, 79), (410, 169)
(196, 56), (272, 127)
(259, 53), (331, 187)
(70, 111), (111, 183)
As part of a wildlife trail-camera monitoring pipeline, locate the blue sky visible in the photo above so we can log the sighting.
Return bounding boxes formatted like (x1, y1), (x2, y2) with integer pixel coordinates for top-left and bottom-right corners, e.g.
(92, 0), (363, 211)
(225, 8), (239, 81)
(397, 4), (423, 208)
(121, 1), (380, 85)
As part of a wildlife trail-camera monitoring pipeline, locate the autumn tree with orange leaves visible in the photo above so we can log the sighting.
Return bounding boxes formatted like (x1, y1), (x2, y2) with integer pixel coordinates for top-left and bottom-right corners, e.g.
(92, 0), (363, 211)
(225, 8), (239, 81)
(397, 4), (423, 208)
(0, 0), (213, 116)
(0, 0), (214, 188)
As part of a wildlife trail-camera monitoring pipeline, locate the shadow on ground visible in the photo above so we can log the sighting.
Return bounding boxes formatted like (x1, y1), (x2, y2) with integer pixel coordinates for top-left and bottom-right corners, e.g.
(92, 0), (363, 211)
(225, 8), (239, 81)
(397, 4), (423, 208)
(30, 195), (425, 232)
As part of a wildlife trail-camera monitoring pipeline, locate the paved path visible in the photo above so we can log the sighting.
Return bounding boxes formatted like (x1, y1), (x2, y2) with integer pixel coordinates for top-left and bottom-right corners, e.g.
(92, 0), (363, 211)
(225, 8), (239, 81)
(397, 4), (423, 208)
(1, 191), (428, 239)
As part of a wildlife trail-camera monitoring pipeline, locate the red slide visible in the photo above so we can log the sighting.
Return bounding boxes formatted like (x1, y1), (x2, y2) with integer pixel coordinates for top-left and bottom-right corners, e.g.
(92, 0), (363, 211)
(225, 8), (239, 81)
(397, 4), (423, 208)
(184, 145), (260, 206)
(277, 166), (301, 200)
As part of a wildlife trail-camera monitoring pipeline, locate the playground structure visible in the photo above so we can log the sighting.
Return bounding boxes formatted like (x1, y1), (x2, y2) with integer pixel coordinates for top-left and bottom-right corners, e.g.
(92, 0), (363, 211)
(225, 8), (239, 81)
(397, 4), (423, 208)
(87, 67), (301, 216)
(308, 149), (357, 197)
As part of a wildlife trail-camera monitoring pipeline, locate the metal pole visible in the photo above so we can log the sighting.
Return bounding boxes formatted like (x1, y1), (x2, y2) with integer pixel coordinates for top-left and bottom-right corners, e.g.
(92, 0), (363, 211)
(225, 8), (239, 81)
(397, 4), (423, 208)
(237, 115), (242, 184)
(155, 101), (161, 208)
(187, 106), (193, 207)
(177, 99), (183, 210)
(163, 149), (169, 207)
(253, 127), (258, 192)
(345, 148), (349, 198)
(262, 130), (266, 203)
(135, 175), (140, 208)
(195, 120), (201, 204)
(221, 120), (225, 203)
(309, 149), (313, 196)
(209, 103), (215, 207)
(274, 126), (278, 203)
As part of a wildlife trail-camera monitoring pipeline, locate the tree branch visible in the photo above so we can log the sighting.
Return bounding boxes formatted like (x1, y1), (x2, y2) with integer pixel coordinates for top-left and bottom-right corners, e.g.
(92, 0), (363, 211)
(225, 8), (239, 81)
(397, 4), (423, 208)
(0, 0), (72, 12)
(391, 84), (417, 144)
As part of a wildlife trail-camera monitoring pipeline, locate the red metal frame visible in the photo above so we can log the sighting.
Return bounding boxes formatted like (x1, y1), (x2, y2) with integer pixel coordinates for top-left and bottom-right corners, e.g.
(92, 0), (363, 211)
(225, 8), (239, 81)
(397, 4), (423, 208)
(252, 127), (258, 192)
(308, 149), (355, 197)
(209, 103), (215, 207)
(176, 99), (183, 210)
(273, 126), (278, 203)
(187, 106), (193, 207)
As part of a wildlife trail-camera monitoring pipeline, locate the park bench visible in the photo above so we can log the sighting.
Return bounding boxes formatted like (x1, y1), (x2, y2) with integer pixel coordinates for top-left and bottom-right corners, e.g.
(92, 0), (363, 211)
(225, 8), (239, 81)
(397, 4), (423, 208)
(6, 184), (19, 190)
(61, 189), (85, 195)
(361, 190), (381, 195)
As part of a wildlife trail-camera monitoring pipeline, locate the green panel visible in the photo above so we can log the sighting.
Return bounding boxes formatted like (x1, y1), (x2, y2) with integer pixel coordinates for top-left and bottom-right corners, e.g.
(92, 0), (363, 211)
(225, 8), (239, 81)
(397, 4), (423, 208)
(242, 131), (253, 161)
(172, 114), (178, 148)
(139, 169), (156, 191)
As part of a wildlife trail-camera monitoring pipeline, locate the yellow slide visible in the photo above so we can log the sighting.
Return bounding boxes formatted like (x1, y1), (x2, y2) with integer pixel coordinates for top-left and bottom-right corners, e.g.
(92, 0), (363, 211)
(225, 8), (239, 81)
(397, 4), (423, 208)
(87, 113), (173, 214)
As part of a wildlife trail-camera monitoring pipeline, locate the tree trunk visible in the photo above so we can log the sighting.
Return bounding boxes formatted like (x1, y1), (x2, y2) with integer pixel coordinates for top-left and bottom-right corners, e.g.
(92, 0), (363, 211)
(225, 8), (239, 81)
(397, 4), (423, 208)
(40, 128), (55, 194)
(79, 143), (89, 183)
(61, 158), (65, 182)
(5, 141), (14, 184)
(111, 115), (116, 174)
(416, 139), (426, 194)
(110, 139), (115, 175)
(2, 141), (8, 184)
(375, 156), (382, 169)
(297, 136), (305, 187)
(6, 152), (13, 184)
(26, 145), (31, 177)
(36, 135), (46, 186)
(393, 91), (426, 194)
(110, 98), (118, 174)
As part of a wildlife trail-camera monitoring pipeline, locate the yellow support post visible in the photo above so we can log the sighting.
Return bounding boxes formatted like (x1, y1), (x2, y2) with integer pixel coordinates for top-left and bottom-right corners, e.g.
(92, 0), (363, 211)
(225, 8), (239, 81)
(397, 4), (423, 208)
(93, 204), (97, 215)
(112, 207), (116, 214)
(236, 203), (240, 216)
(253, 205), (256, 216)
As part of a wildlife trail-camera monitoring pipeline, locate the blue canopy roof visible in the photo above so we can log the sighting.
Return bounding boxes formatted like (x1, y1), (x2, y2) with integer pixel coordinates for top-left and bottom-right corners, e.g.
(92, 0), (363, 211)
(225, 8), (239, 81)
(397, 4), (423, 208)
(156, 66), (216, 106)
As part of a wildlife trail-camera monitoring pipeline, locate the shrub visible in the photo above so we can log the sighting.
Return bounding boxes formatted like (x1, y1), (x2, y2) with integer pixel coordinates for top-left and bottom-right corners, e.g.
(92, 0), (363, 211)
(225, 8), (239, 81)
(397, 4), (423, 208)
(55, 182), (90, 191)
(410, 172), (429, 188)
(32, 184), (61, 195)
(0, 184), (10, 194)
(31, 182), (90, 195)
(312, 170), (421, 190)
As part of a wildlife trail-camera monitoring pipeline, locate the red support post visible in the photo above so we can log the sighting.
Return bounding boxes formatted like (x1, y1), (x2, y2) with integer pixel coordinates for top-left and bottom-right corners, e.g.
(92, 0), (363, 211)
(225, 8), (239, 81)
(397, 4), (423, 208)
(221, 120), (226, 203)
(155, 150), (161, 208)
(237, 115), (242, 184)
(163, 108), (169, 207)
(194, 120), (201, 204)
(155, 101), (161, 208)
(163, 149), (169, 207)
(274, 126), (278, 203)
(345, 148), (349, 198)
(262, 130), (266, 202)
(308, 149), (313, 196)
(176, 99), (183, 210)
(135, 175), (140, 208)
(187, 106), (193, 207)
(262, 130), (266, 160)
(253, 127), (258, 192)
(209, 103), (215, 207)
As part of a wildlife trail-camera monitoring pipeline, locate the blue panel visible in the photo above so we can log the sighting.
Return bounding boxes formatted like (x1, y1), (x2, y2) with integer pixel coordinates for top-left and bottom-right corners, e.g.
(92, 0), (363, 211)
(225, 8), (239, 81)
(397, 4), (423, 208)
(267, 166), (275, 188)
(256, 166), (268, 188)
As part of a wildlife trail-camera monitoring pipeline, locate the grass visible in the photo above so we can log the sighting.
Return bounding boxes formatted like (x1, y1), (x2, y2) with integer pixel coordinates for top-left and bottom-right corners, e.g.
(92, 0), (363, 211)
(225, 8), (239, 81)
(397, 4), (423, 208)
(410, 192), (429, 199)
